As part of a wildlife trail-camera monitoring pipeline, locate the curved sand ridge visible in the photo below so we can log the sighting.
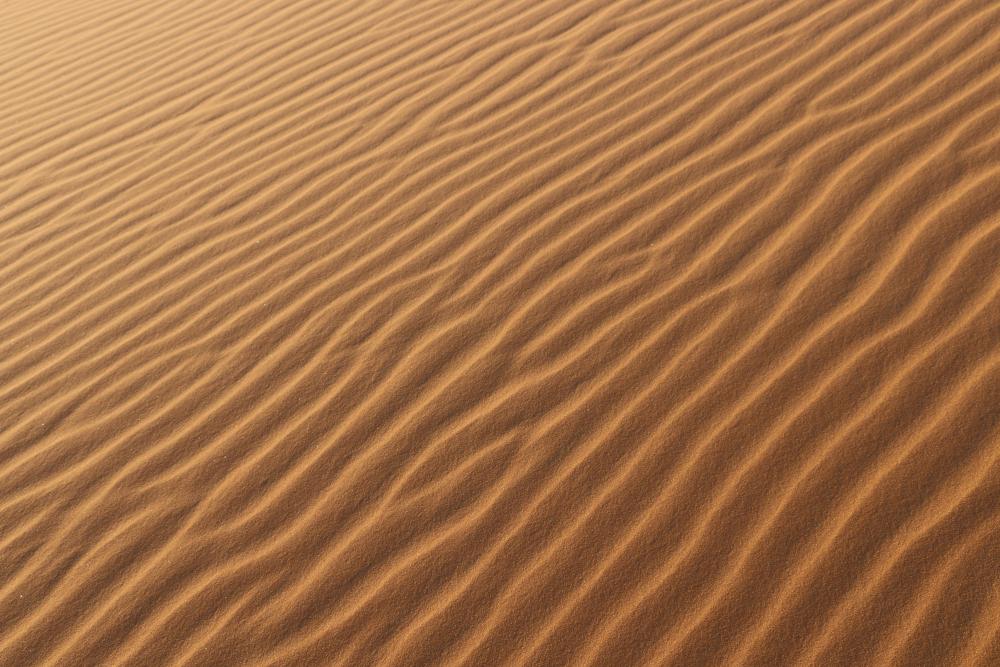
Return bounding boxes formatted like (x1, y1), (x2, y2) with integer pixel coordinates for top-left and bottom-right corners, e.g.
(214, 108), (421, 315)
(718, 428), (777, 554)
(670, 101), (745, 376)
(2, 0), (1000, 664)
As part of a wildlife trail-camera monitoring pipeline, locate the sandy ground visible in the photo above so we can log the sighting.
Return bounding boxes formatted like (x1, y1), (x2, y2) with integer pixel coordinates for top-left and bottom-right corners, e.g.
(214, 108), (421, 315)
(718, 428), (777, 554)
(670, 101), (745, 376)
(1, 0), (1000, 664)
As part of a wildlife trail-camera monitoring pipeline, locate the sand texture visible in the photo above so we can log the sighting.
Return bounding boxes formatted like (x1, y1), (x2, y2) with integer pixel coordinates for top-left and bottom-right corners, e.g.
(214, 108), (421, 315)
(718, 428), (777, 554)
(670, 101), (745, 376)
(2, 0), (1000, 664)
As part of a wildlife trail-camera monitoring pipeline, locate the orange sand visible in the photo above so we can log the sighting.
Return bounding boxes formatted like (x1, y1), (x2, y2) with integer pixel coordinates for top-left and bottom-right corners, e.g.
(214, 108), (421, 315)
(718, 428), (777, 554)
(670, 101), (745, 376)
(1, 0), (1000, 664)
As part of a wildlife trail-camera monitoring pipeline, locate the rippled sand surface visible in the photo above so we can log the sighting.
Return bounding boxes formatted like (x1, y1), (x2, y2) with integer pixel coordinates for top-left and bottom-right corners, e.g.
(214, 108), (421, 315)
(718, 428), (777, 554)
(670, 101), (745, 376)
(2, 0), (1000, 664)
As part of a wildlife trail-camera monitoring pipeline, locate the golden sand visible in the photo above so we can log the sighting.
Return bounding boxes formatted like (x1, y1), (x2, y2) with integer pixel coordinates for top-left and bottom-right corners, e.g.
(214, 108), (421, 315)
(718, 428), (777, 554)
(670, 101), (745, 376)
(1, 0), (999, 664)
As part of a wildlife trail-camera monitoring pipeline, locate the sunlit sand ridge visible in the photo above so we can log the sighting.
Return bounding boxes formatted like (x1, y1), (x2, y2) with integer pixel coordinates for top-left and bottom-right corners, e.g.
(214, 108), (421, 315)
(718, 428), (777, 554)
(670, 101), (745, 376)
(1, 0), (999, 664)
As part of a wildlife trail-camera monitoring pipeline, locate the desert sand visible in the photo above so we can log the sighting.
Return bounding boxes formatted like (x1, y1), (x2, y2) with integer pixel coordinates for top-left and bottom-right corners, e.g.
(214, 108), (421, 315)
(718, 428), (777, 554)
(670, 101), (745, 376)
(1, 0), (999, 664)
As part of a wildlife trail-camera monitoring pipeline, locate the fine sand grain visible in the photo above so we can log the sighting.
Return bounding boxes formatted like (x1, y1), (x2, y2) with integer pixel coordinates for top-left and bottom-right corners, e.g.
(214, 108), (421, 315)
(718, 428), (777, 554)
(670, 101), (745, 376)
(2, 0), (1000, 665)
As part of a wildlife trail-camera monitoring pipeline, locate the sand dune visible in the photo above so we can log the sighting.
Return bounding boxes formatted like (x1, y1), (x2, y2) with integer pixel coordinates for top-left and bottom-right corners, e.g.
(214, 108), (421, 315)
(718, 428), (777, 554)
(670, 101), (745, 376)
(1, 0), (999, 664)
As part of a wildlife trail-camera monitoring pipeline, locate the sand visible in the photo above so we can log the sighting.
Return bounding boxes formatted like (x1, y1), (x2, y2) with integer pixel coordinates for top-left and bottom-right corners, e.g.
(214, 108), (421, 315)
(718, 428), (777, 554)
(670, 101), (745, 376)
(1, 0), (999, 664)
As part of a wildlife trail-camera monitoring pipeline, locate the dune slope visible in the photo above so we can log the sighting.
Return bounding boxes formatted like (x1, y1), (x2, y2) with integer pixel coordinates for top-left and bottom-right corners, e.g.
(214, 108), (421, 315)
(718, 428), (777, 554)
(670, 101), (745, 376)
(1, 0), (1000, 664)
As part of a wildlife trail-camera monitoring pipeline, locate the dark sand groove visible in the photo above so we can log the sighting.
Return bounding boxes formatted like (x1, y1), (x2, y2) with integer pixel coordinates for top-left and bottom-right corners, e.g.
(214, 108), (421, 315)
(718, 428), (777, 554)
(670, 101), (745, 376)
(1, 0), (1000, 665)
